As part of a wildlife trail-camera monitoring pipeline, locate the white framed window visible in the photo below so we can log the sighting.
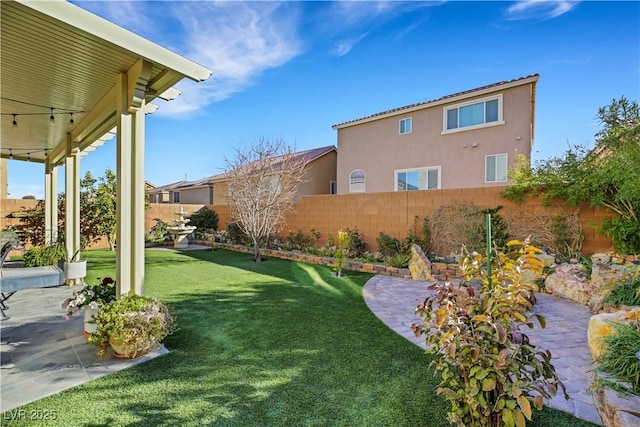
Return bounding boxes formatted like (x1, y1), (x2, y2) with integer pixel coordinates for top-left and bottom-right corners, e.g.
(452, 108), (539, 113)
(486, 153), (508, 183)
(443, 94), (503, 133)
(395, 166), (440, 191)
(349, 170), (365, 193)
(399, 117), (412, 134)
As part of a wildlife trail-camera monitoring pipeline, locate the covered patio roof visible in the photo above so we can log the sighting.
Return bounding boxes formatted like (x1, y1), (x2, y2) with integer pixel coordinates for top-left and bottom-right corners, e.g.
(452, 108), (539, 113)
(1, 0), (211, 164)
(1, 0), (212, 295)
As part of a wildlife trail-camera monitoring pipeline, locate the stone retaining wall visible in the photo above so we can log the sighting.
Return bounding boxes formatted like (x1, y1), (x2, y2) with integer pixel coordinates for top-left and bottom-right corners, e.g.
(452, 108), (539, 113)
(211, 242), (415, 279)
(207, 242), (471, 282)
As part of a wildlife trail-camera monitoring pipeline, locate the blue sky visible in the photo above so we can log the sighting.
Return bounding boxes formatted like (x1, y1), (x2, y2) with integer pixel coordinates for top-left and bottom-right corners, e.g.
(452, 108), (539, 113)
(7, 0), (640, 199)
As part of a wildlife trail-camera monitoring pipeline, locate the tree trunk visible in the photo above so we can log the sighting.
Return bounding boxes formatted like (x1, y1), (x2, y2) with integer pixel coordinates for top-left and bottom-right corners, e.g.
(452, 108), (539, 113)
(108, 234), (116, 251)
(253, 242), (261, 262)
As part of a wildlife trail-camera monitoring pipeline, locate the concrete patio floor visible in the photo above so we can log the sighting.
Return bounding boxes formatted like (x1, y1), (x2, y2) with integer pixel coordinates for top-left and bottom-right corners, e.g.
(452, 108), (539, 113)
(0, 284), (167, 413)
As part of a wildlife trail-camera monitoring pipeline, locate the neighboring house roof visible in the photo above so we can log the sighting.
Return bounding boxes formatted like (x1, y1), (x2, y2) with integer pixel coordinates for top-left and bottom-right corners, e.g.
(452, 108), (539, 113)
(176, 176), (217, 190)
(332, 74), (539, 129)
(264, 145), (336, 171)
(173, 145), (337, 189)
(147, 180), (189, 195)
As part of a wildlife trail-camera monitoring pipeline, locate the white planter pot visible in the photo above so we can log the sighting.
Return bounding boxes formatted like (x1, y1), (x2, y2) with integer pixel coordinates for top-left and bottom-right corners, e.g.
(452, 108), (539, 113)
(83, 306), (98, 336)
(64, 260), (87, 280)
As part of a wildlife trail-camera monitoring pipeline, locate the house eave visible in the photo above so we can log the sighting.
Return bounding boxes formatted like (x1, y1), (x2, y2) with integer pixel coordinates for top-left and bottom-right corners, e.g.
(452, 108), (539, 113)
(332, 75), (539, 130)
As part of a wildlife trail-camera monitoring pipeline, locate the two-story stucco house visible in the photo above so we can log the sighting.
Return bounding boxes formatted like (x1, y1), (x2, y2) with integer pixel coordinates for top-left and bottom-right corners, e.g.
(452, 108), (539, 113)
(332, 74), (539, 194)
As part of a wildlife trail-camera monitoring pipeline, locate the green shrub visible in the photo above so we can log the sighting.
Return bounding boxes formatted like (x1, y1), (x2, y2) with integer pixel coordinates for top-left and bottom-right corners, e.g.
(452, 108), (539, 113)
(344, 227), (366, 258)
(596, 321), (640, 395)
(355, 251), (384, 264)
(402, 215), (431, 253)
(23, 244), (66, 267)
(224, 222), (251, 246)
(377, 232), (402, 258)
(387, 253), (411, 268)
(579, 255), (593, 280)
(284, 230), (314, 251)
(188, 208), (219, 232)
(602, 217), (640, 255)
(145, 218), (171, 243)
(602, 275), (640, 307)
(481, 206), (510, 251)
(413, 239), (567, 426)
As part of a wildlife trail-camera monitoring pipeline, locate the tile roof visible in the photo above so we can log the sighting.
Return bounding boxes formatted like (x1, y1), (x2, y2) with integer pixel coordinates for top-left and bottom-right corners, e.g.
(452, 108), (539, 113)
(146, 180), (188, 194)
(166, 145), (336, 189)
(332, 74), (539, 128)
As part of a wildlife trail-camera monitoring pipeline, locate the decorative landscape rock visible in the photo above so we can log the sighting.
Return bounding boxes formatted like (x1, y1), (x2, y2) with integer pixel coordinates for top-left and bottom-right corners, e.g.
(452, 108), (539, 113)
(537, 253), (556, 267)
(593, 387), (640, 427)
(587, 311), (629, 361)
(408, 244), (435, 282)
(543, 263), (591, 305)
(520, 253), (555, 285)
(587, 306), (640, 361)
(589, 257), (640, 313)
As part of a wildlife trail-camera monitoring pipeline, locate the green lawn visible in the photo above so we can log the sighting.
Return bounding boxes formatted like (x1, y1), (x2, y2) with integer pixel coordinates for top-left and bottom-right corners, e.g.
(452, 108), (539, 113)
(7, 249), (596, 426)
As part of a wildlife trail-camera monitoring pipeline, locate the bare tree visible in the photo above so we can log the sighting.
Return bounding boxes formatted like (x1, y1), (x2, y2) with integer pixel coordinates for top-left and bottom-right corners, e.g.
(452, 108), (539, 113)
(224, 138), (309, 262)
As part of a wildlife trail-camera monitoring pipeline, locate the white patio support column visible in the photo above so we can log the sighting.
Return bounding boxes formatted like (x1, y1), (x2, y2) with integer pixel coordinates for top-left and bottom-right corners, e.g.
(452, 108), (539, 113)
(131, 104), (146, 296)
(64, 136), (81, 259)
(44, 159), (58, 245)
(116, 60), (151, 297)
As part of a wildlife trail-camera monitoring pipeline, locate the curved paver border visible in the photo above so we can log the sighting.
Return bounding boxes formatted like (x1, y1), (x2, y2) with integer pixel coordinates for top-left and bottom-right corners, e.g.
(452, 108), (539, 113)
(363, 275), (603, 426)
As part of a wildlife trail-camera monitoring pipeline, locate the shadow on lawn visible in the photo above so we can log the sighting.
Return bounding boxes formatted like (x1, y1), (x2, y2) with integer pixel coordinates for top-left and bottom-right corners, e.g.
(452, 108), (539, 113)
(22, 248), (595, 427)
(61, 272), (442, 426)
(179, 249), (370, 297)
(64, 249), (436, 425)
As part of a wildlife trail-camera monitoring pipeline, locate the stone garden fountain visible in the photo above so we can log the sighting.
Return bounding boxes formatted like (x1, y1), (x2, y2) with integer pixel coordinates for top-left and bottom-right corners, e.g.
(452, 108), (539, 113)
(167, 207), (196, 249)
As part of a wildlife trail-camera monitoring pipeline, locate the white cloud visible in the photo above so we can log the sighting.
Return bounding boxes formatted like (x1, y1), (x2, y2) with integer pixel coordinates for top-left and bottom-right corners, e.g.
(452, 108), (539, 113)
(505, 1), (580, 21)
(74, 1), (303, 117)
(73, 1), (441, 115)
(332, 32), (370, 57)
(320, 1), (441, 57)
(156, 1), (303, 116)
(324, 1), (397, 28)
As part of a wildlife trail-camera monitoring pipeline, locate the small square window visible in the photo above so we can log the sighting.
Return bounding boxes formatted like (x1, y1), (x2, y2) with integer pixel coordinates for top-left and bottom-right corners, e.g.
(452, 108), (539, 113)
(486, 154), (507, 183)
(399, 117), (412, 134)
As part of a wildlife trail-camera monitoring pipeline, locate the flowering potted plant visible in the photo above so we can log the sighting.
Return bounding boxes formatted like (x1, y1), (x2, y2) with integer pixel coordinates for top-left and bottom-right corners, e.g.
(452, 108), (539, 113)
(88, 294), (175, 359)
(62, 277), (116, 335)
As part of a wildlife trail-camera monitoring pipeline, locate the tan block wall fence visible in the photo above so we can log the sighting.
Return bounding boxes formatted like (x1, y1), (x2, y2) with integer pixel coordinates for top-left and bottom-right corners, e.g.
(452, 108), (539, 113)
(273, 187), (613, 255)
(1, 186), (614, 254)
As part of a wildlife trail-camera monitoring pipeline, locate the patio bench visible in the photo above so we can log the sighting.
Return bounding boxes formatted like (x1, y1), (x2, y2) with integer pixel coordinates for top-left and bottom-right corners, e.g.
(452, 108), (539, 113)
(0, 236), (65, 320)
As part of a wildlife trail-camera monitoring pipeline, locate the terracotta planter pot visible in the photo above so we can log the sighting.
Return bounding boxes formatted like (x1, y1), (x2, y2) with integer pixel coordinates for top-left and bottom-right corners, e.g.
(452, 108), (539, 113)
(108, 338), (153, 359)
